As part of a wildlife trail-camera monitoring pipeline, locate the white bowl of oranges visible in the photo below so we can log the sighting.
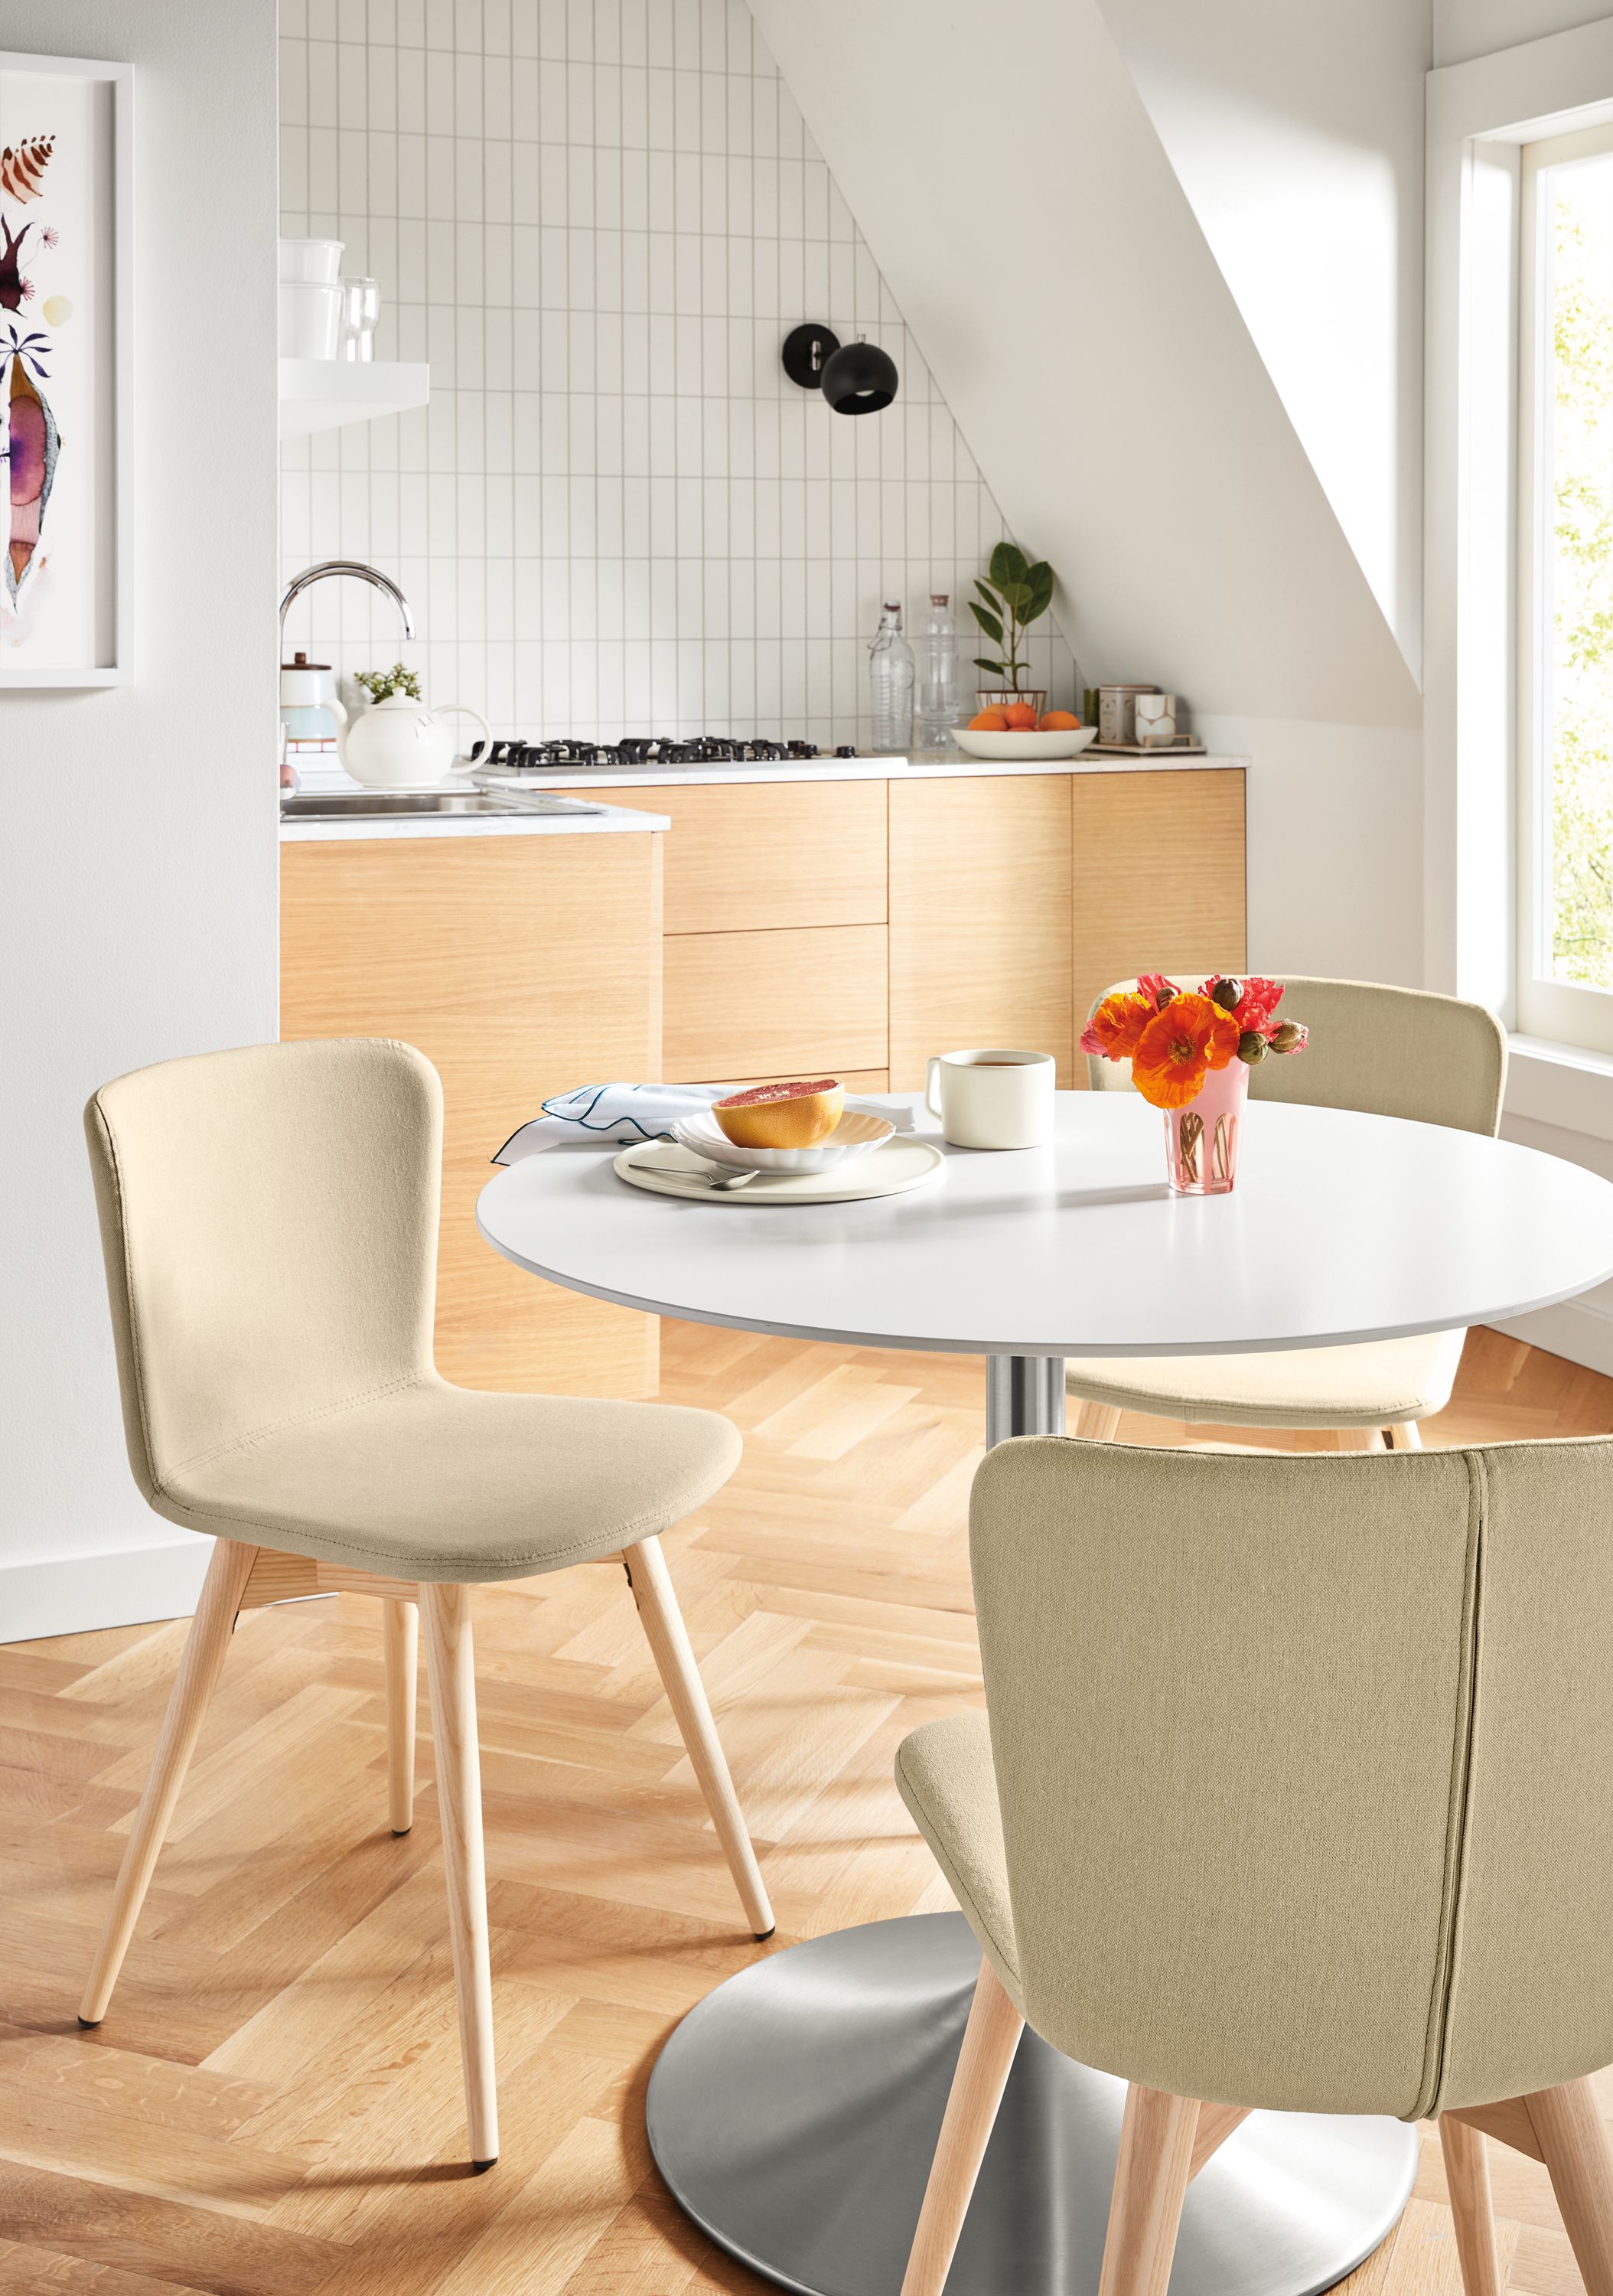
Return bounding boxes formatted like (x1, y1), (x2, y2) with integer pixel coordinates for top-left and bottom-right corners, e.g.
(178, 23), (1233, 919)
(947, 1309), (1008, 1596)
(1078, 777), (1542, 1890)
(953, 703), (1096, 762)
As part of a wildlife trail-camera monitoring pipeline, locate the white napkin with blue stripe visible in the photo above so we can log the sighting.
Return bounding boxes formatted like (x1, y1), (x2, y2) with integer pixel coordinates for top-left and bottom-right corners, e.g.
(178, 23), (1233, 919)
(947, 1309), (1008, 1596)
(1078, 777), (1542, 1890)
(493, 1081), (914, 1162)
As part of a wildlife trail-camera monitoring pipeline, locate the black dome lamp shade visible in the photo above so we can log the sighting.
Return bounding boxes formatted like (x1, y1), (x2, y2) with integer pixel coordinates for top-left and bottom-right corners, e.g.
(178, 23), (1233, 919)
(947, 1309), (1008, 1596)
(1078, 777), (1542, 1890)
(821, 334), (898, 415)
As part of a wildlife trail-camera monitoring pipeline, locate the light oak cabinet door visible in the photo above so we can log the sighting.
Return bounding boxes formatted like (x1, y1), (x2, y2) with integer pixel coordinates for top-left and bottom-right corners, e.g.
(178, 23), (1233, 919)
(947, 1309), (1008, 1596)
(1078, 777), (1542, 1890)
(664, 925), (888, 1082)
(1071, 770), (1246, 1044)
(281, 833), (663, 1399)
(888, 776), (1075, 1091)
(647, 781), (888, 934)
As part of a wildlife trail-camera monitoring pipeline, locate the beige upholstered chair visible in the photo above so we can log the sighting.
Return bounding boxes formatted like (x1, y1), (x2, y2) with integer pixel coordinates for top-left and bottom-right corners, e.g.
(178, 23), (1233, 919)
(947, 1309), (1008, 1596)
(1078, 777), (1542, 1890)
(78, 1039), (772, 2170)
(1074, 977), (1507, 1450)
(897, 1436), (1613, 2296)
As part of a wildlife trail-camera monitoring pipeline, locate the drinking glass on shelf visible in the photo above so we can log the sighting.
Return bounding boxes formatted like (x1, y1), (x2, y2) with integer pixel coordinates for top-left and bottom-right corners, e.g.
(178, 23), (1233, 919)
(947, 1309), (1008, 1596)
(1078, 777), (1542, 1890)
(337, 276), (380, 362)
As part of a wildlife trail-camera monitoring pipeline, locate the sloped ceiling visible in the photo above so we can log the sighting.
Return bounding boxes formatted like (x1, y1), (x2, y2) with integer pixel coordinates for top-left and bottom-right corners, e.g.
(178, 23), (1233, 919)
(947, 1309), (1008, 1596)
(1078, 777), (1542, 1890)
(747, 0), (1422, 729)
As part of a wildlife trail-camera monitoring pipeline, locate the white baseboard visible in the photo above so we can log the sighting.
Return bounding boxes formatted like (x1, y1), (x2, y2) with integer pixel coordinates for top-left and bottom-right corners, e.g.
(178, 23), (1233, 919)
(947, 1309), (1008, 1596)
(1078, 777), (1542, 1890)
(1491, 1297), (1613, 1381)
(0, 1537), (212, 1645)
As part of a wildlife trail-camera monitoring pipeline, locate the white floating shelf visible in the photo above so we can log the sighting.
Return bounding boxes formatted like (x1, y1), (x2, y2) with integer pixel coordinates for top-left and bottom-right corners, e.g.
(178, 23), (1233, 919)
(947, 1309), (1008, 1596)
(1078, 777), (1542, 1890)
(279, 358), (430, 439)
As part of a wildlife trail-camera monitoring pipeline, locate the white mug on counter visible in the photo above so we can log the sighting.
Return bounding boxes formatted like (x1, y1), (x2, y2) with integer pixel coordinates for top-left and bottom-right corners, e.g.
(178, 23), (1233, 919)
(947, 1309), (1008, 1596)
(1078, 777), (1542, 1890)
(924, 1048), (1055, 1149)
(1135, 692), (1178, 744)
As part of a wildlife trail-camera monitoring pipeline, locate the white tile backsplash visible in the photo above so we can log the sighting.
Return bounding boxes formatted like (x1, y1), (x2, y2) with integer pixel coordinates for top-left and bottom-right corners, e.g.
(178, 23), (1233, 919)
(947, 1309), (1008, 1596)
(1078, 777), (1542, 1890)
(280, 0), (1078, 746)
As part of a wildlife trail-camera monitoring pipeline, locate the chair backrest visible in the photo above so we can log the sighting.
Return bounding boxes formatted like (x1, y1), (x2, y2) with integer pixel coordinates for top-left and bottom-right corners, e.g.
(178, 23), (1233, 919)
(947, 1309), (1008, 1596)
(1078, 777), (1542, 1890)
(969, 1435), (1613, 2119)
(1085, 976), (1507, 1136)
(85, 1039), (441, 1505)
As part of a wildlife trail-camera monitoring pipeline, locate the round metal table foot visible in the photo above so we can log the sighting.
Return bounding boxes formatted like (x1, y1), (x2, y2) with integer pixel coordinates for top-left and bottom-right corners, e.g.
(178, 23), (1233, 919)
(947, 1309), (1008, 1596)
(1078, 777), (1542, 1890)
(647, 1914), (1418, 2296)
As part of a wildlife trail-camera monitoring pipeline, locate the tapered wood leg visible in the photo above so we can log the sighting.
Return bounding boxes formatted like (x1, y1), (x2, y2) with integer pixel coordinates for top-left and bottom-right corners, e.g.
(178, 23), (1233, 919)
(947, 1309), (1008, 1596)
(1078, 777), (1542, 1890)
(1441, 2115), (1504, 2296)
(422, 1582), (498, 2170)
(623, 1535), (775, 1939)
(79, 1537), (259, 2026)
(1387, 1421), (1424, 1451)
(1527, 2079), (1613, 2295)
(899, 1958), (1025, 2296)
(1074, 1401), (1123, 1440)
(1097, 2084), (1201, 2296)
(383, 1598), (419, 1834)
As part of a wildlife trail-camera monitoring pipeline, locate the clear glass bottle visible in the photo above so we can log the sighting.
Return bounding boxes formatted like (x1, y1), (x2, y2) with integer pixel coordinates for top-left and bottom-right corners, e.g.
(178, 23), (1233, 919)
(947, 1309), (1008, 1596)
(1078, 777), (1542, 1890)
(916, 592), (960, 752)
(868, 601), (915, 755)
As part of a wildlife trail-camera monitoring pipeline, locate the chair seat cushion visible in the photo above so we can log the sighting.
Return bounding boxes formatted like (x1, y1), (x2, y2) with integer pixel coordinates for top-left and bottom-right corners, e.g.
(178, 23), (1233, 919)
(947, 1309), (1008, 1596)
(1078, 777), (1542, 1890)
(1064, 1326), (1466, 1430)
(150, 1376), (742, 1583)
(896, 1711), (1023, 2010)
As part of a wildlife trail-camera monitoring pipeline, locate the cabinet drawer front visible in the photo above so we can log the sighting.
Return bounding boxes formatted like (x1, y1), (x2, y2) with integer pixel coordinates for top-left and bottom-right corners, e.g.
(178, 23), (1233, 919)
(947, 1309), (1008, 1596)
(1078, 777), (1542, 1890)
(640, 781), (888, 934)
(665, 925), (888, 1081)
(1072, 769), (1246, 1035)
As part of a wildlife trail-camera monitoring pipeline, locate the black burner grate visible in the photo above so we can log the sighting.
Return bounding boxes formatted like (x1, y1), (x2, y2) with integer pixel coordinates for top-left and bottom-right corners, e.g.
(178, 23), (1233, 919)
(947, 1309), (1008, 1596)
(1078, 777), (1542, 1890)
(474, 734), (836, 771)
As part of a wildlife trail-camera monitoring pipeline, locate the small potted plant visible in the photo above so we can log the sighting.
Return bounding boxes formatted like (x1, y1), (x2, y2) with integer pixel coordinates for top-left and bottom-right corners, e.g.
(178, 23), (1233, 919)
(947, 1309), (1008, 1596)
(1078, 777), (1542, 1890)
(969, 541), (1055, 718)
(354, 662), (422, 703)
(1081, 974), (1309, 1194)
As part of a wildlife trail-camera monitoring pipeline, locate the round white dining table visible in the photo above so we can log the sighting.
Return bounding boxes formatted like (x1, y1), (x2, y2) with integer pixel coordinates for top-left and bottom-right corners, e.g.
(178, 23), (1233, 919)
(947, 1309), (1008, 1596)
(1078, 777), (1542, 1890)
(478, 1091), (1613, 2296)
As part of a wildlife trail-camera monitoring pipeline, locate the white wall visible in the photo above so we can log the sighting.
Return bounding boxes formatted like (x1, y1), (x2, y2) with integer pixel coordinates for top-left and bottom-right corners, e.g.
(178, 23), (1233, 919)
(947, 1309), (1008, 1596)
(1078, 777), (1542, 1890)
(0, 0), (280, 1640)
(1435, 0), (1613, 67)
(750, 0), (1429, 986)
(279, 0), (1077, 748)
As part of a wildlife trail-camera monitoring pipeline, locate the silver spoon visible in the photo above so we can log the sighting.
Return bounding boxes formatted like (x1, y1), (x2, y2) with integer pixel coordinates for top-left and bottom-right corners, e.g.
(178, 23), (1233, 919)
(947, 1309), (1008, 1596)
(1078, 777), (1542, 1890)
(692, 1162), (760, 1191)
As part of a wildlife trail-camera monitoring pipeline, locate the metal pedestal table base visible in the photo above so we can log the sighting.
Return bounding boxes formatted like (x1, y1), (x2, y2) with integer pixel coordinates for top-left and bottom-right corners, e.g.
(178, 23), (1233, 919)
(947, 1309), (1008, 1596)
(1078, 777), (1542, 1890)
(647, 1914), (1419, 2296)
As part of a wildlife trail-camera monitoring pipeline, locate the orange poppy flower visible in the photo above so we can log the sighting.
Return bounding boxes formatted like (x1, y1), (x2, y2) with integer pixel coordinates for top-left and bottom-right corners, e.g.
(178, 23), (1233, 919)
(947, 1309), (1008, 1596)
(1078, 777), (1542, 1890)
(1132, 993), (1240, 1109)
(1079, 989), (1155, 1062)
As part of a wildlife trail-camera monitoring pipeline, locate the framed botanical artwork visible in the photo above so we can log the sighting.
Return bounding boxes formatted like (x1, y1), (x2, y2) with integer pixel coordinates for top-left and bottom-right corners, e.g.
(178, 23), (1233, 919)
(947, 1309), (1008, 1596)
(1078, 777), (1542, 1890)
(0, 54), (131, 687)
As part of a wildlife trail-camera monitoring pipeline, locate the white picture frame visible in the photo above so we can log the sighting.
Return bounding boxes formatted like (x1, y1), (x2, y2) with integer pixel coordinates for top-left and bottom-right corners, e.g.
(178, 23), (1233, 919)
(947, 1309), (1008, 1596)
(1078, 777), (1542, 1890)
(0, 51), (132, 688)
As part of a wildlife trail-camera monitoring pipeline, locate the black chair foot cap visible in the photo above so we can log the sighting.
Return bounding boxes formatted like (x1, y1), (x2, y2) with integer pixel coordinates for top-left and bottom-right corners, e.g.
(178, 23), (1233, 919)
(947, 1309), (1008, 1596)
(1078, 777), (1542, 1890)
(472, 2157), (497, 2174)
(391, 1827), (412, 1837)
(753, 1926), (776, 1942)
(77, 2017), (100, 2029)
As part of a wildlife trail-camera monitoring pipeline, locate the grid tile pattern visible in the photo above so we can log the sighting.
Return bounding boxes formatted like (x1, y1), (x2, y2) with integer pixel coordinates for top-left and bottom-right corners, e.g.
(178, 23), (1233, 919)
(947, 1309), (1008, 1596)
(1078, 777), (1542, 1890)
(279, 0), (1079, 747)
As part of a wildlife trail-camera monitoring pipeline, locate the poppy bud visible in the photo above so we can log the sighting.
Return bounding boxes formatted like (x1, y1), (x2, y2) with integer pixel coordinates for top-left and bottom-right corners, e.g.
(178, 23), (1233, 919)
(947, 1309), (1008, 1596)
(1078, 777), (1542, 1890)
(1211, 977), (1243, 1012)
(1155, 985), (1175, 1009)
(1237, 1029), (1267, 1063)
(1270, 1020), (1308, 1054)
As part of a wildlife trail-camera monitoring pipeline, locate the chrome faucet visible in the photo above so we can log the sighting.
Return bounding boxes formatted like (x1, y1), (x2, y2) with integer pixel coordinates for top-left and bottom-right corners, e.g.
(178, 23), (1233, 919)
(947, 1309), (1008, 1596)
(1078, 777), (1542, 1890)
(279, 559), (415, 647)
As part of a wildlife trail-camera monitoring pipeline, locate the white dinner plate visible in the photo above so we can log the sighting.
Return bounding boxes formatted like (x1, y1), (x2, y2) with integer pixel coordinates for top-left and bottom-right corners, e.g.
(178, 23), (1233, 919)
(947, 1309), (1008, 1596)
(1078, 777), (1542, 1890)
(673, 1107), (894, 1173)
(614, 1136), (943, 1205)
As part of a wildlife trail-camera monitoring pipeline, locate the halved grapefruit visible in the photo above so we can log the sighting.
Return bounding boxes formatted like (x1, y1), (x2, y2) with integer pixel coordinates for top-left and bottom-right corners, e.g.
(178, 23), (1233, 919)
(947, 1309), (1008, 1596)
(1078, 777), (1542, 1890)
(713, 1078), (846, 1148)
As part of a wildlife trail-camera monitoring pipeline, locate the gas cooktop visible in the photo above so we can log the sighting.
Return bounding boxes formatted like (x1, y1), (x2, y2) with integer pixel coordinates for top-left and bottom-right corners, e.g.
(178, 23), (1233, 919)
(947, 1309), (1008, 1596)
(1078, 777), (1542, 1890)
(472, 735), (854, 771)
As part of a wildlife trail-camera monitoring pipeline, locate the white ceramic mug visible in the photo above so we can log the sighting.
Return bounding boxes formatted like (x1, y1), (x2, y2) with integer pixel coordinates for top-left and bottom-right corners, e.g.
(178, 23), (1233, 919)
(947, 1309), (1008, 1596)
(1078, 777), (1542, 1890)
(924, 1048), (1055, 1149)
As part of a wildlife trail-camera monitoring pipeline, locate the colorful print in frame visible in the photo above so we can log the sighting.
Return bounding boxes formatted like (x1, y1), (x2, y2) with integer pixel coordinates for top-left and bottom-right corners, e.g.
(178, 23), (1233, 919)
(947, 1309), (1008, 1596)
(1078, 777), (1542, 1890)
(0, 54), (130, 685)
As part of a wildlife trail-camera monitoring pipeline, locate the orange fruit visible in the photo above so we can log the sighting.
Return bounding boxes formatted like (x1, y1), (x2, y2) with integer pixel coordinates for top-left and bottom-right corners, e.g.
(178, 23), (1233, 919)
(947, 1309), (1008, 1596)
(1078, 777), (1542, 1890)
(714, 1078), (846, 1148)
(1039, 709), (1081, 729)
(969, 709), (1009, 730)
(1002, 702), (1039, 730)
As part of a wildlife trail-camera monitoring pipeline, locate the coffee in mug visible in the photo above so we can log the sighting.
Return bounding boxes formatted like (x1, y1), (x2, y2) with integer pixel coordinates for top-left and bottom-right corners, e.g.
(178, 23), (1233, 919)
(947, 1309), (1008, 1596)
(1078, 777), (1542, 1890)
(924, 1048), (1055, 1149)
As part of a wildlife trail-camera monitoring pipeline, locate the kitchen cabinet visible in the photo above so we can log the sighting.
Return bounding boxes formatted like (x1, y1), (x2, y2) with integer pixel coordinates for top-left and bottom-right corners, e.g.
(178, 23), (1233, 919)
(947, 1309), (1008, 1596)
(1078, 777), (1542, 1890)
(665, 924), (889, 1082)
(1071, 768), (1246, 1029)
(281, 828), (663, 1400)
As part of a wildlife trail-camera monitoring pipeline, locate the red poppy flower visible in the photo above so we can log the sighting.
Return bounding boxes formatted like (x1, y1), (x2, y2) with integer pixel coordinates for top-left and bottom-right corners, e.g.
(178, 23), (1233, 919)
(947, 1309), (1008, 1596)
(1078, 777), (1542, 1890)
(1132, 992), (1241, 1109)
(1080, 989), (1155, 1061)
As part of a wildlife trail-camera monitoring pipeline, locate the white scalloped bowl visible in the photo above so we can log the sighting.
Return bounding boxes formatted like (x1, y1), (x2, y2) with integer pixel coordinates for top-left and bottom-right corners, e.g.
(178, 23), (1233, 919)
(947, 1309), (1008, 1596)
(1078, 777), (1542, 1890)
(673, 1107), (894, 1174)
(952, 725), (1097, 761)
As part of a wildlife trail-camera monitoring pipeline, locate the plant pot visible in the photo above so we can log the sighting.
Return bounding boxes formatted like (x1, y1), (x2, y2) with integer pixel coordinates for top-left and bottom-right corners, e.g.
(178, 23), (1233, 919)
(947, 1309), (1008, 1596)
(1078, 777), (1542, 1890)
(1165, 1058), (1248, 1195)
(975, 687), (1048, 719)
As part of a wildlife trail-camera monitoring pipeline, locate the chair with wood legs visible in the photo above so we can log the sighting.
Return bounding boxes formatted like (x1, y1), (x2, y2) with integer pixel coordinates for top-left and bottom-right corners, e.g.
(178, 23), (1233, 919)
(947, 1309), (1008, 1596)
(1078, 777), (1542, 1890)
(1072, 976), (1507, 1452)
(897, 1434), (1613, 2296)
(78, 1038), (772, 2170)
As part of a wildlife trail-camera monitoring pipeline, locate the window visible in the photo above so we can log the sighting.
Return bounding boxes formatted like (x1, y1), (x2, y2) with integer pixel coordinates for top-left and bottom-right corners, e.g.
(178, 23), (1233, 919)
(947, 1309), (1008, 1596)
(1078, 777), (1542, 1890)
(1518, 122), (1613, 1053)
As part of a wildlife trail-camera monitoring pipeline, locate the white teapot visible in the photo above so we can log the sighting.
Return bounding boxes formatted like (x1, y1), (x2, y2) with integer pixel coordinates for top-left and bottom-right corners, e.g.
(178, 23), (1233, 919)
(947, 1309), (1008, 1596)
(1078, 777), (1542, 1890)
(336, 690), (491, 791)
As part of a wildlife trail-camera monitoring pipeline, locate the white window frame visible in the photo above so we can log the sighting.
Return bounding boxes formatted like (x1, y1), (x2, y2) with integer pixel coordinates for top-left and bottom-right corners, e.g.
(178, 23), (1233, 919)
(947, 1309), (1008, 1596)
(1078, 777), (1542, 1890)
(1515, 120), (1613, 1056)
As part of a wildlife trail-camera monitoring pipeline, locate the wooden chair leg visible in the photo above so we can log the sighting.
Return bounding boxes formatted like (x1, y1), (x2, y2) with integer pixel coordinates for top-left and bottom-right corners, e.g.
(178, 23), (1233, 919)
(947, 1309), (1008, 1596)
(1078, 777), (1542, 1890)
(1387, 1421), (1424, 1450)
(383, 1596), (419, 1835)
(422, 1582), (498, 2170)
(1527, 2079), (1613, 2296)
(622, 1535), (775, 1939)
(1074, 1401), (1123, 1441)
(899, 1958), (1025, 2296)
(79, 1537), (259, 2027)
(1097, 2084), (1201, 2296)
(1441, 2115), (1504, 2296)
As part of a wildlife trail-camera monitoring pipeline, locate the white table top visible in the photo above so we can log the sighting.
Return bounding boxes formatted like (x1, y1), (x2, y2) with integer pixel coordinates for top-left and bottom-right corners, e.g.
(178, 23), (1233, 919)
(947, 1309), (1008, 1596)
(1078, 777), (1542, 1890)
(476, 1094), (1613, 1358)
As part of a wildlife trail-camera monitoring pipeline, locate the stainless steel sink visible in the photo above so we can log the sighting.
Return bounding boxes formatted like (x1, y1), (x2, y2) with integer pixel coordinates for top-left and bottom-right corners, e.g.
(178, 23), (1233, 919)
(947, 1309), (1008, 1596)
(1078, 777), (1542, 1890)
(280, 789), (608, 819)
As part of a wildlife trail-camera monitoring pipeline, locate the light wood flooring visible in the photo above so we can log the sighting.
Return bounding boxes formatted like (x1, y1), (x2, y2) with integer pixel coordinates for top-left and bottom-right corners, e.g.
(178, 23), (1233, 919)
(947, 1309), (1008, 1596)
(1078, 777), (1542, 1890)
(2, 1320), (1611, 2295)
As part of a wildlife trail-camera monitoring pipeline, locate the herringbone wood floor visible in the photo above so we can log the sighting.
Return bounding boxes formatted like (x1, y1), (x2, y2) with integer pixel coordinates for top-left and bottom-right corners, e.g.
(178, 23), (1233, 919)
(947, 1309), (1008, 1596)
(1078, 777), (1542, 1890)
(3, 1319), (1611, 2296)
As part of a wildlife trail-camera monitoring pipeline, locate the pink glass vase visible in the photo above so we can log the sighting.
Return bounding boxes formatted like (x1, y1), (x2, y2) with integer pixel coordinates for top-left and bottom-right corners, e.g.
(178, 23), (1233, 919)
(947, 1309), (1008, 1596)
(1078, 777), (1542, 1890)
(1164, 1058), (1249, 1195)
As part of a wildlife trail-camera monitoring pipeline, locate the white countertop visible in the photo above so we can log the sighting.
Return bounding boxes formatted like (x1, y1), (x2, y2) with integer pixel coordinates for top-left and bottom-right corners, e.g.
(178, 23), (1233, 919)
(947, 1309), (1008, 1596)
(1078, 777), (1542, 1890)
(471, 749), (1246, 793)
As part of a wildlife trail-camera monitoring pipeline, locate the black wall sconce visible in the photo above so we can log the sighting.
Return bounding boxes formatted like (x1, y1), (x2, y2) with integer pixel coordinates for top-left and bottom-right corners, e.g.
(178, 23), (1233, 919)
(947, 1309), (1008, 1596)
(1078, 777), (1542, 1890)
(781, 322), (899, 416)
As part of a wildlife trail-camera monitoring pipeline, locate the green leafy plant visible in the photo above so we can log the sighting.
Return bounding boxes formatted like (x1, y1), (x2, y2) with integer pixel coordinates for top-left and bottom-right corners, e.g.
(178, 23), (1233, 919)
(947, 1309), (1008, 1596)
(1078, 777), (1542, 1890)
(968, 541), (1055, 690)
(354, 661), (422, 703)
